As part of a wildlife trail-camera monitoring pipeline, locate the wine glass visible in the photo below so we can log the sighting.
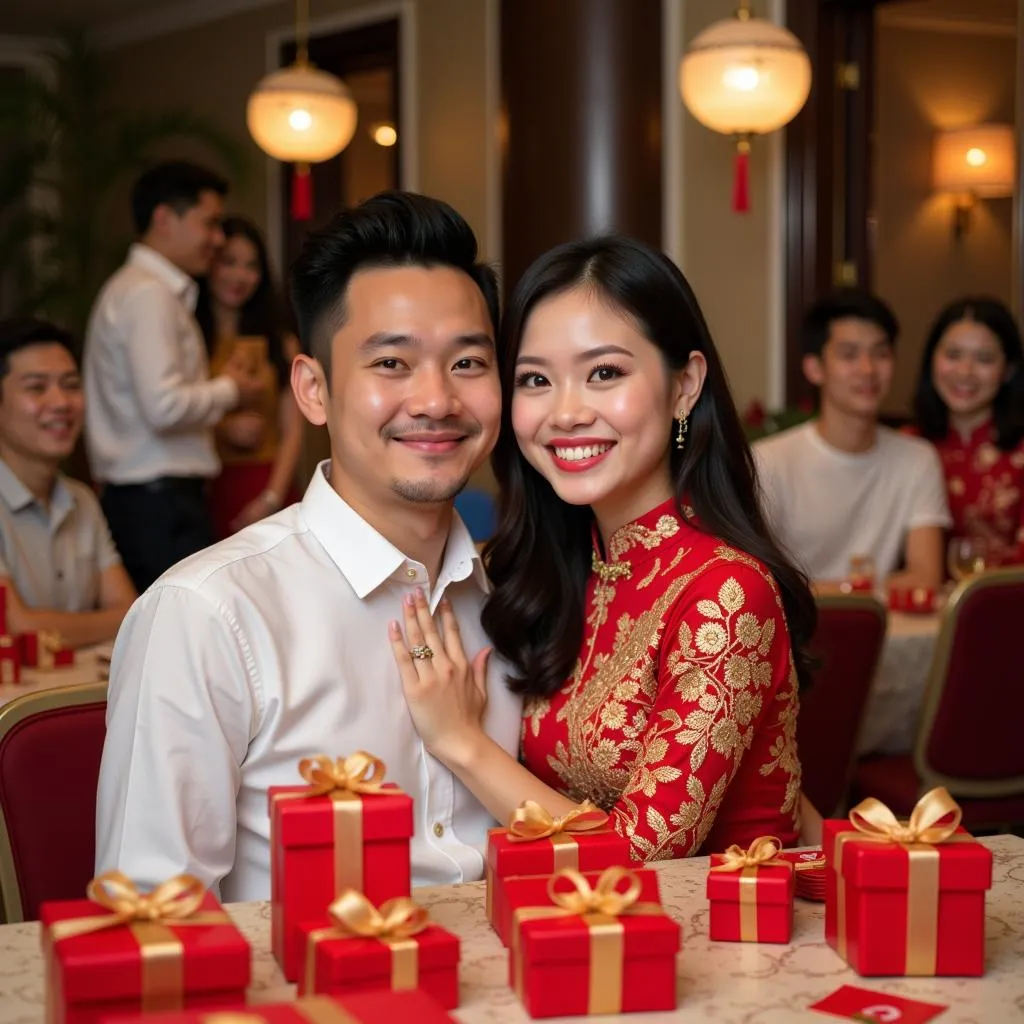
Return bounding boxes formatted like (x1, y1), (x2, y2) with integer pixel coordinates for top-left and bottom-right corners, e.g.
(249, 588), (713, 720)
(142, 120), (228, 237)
(947, 536), (989, 582)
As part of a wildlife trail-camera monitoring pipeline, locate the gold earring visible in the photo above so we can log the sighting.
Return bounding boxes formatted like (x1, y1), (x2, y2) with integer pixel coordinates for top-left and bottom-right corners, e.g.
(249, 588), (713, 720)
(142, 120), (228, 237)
(675, 411), (688, 451)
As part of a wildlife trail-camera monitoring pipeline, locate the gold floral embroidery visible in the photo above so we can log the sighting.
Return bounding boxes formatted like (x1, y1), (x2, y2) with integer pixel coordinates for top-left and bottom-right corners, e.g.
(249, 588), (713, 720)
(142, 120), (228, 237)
(949, 476), (966, 497)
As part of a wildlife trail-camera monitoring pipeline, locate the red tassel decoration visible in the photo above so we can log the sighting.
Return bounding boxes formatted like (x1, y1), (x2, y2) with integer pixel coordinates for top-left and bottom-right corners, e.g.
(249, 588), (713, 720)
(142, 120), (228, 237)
(291, 163), (313, 221)
(732, 138), (751, 214)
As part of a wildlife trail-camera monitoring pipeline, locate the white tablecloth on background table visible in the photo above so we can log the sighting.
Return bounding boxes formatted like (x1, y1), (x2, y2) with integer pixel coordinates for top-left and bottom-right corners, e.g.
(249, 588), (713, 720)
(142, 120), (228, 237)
(856, 612), (940, 756)
(0, 643), (110, 710)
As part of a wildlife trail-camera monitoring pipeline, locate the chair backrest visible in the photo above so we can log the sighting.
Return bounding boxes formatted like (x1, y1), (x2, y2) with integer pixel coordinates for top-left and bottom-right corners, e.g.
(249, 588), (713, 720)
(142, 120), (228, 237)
(914, 568), (1024, 797)
(798, 595), (887, 817)
(0, 682), (107, 922)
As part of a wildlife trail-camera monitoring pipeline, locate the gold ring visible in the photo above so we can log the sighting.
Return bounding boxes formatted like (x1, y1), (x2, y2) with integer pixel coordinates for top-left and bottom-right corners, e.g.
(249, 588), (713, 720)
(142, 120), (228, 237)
(411, 645), (434, 660)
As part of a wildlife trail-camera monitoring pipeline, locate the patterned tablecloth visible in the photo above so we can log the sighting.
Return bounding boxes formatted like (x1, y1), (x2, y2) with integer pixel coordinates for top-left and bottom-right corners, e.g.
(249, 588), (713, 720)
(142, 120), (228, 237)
(1, 836), (1022, 1023)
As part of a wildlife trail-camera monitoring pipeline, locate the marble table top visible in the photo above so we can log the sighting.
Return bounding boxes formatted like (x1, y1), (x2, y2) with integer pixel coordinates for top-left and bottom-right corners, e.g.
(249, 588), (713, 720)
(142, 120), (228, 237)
(3, 835), (1022, 1023)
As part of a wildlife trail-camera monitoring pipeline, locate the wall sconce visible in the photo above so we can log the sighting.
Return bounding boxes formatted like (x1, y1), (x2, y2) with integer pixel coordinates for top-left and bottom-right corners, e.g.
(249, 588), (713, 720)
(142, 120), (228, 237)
(933, 124), (1015, 238)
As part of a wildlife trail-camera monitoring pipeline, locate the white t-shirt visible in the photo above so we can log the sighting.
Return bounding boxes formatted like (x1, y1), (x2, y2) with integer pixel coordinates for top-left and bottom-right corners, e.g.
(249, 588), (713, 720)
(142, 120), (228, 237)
(753, 421), (952, 581)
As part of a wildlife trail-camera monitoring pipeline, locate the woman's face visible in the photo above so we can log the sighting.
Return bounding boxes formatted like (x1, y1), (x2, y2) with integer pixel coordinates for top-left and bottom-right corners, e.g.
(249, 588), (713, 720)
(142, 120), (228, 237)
(931, 318), (1009, 421)
(511, 285), (701, 532)
(208, 234), (262, 311)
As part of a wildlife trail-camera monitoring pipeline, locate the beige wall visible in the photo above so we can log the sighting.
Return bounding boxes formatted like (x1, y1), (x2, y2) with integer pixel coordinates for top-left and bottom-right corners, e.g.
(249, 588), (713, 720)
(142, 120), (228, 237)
(875, 25), (1017, 413)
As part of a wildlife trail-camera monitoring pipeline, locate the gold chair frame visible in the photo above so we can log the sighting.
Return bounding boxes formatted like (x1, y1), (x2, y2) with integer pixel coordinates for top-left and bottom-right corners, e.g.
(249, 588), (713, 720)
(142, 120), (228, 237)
(0, 682), (107, 923)
(912, 567), (1024, 800)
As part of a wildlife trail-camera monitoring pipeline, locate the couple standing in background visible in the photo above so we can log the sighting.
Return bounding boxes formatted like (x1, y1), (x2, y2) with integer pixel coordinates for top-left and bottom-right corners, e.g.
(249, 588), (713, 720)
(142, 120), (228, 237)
(96, 189), (812, 901)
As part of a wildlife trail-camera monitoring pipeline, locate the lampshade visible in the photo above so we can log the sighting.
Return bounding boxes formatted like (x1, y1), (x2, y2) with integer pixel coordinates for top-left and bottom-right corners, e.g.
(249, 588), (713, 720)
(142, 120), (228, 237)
(934, 124), (1016, 198)
(680, 15), (811, 136)
(246, 64), (357, 163)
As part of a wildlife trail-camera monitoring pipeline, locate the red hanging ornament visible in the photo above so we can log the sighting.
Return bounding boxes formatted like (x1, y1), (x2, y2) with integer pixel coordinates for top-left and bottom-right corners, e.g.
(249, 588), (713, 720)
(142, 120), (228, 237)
(291, 162), (313, 221)
(732, 137), (751, 214)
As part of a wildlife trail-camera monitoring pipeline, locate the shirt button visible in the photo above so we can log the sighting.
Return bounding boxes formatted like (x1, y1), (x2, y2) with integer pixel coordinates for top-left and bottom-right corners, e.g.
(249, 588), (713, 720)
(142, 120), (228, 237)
(406, 569), (417, 578)
(432, 822), (444, 838)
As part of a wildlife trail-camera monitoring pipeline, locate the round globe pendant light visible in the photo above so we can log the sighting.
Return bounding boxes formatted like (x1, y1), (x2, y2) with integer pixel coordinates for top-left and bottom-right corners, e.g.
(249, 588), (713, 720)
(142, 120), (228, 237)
(246, 0), (358, 220)
(680, 0), (811, 212)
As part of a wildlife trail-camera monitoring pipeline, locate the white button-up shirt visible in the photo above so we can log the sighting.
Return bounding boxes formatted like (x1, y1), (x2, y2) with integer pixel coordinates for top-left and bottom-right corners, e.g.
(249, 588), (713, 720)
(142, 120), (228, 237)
(95, 463), (523, 901)
(83, 244), (238, 484)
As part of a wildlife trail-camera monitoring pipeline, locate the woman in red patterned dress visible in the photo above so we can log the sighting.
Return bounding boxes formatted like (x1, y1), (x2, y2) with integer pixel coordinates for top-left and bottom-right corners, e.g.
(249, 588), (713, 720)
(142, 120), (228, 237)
(390, 236), (816, 858)
(913, 298), (1024, 566)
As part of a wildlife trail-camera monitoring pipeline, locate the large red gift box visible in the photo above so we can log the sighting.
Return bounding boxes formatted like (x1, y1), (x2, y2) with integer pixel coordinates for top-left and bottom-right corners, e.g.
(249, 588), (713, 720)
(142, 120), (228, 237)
(40, 880), (250, 1024)
(824, 789), (993, 976)
(510, 868), (680, 1019)
(298, 918), (460, 1008)
(486, 801), (631, 946)
(0, 633), (20, 684)
(706, 837), (795, 943)
(21, 630), (75, 669)
(269, 754), (413, 982)
(108, 991), (458, 1024)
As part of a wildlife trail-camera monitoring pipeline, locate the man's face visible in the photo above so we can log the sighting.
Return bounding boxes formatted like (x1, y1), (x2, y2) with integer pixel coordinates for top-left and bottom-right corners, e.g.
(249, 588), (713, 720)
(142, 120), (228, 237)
(158, 189), (225, 276)
(294, 265), (500, 518)
(0, 344), (84, 464)
(804, 316), (894, 419)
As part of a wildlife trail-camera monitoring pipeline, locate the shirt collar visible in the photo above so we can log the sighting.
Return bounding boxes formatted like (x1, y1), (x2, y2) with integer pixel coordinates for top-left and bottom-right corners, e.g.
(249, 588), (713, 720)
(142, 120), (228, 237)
(128, 243), (199, 312)
(0, 459), (75, 528)
(300, 462), (489, 600)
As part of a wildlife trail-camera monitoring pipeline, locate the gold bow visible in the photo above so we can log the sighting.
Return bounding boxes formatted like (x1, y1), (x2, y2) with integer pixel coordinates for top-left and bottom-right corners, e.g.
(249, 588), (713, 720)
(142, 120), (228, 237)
(507, 800), (610, 842)
(35, 628), (64, 669)
(709, 835), (789, 873)
(546, 866), (642, 917)
(304, 890), (430, 996)
(847, 787), (961, 846)
(298, 752), (387, 797)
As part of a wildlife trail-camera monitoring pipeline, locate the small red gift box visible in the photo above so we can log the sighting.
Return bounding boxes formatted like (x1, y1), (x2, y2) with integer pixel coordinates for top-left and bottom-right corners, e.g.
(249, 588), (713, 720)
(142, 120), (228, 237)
(824, 787), (993, 976)
(510, 867), (680, 1019)
(706, 837), (795, 943)
(21, 629), (75, 669)
(486, 800), (631, 946)
(888, 587), (937, 614)
(40, 873), (250, 1024)
(298, 891), (459, 1009)
(109, 991), (458, 1024)
(0, 634), (20, 684)
(270, 753), (413, 982)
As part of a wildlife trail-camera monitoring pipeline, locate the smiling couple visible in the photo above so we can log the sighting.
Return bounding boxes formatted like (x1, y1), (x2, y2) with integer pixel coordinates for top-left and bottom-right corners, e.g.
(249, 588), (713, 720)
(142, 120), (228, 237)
(95, 191), (814, 902)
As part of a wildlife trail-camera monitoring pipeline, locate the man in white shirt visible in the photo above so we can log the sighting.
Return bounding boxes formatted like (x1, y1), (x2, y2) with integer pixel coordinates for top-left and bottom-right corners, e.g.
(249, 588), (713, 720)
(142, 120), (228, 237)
(0, 318), (136, 646)
(754, 289), (951, 587)
(84, 161), (266, 592)
(95, 191), (522, 901)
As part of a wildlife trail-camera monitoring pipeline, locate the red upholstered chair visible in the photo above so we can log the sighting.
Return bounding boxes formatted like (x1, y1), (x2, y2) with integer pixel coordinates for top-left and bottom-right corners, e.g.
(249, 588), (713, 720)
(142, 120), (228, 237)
(0, 682), (107, 922)
(854, 568), (1024, 829)
(798, 594), (887, 818)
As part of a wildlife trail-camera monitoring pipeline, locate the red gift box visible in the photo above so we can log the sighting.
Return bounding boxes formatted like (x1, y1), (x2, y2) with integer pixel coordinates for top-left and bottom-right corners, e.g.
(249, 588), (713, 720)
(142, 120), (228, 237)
(706, 837), (795, 943)
(888, 587), (937, 614)
(0, 582), (7, 634)
(269, 753), (413, 982)
(510, 867), (680, 1019)
(21, 629), (75, 669)
(40, 874), (250, 1024)
(0, 633), (20, 684)
(298, 891), (459, 1009)
(824, 788), (993, 976)
(486, 801), (631, 946)
(108, 991), (458, 1024)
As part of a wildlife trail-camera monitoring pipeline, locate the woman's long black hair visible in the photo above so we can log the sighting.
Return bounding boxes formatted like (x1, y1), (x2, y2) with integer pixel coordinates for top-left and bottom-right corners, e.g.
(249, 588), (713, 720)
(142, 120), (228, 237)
(195, 215), (290, 387)
(913, 296), (1024, 451)
(481, 235), (816, 698)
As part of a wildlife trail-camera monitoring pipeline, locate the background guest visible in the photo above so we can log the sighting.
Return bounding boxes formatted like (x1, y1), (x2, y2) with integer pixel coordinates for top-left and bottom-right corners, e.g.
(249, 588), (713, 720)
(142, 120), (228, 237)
(755, 289), (950, 590)
(195, 216), (303, 537)
(913, 297), (1024, 567)
(83, 161), (267, 591)
(0, 318), (136, 646)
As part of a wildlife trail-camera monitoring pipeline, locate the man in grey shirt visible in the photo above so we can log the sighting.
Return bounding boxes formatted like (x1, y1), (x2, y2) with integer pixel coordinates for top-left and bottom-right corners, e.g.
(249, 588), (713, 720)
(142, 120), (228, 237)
(0, 318), (136, 647)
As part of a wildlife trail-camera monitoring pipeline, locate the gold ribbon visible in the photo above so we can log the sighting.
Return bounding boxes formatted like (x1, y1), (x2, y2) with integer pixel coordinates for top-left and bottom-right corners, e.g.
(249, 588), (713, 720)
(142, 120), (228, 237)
(304, 889), (429, 996)
(507, 799), (611, 872)
(831, 787), (967, 974)
(46, 872), (229, 1012)
(511, 867), (664, 1015)
(271, 753), (390, 899)
(35, 629), (64, 670)
(709, 836), (791, 942)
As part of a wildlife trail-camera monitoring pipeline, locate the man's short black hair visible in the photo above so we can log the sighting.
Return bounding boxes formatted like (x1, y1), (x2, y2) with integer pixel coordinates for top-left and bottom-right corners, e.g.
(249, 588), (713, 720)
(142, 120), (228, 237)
(131, 160), (228, 236)
(801, 288), (900, 358)
(0, 317), (76, 381)
(290, 190), (499, 378)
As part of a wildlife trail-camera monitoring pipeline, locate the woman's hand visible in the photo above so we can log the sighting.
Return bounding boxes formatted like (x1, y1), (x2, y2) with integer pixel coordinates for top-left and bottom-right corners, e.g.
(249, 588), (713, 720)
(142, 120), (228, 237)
(389, 589), (491, 766)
